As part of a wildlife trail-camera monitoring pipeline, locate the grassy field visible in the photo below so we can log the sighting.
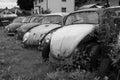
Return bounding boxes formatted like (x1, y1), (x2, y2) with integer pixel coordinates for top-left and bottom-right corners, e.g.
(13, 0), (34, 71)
(0, 27), (55, 80)
(0, 26), (116, 80)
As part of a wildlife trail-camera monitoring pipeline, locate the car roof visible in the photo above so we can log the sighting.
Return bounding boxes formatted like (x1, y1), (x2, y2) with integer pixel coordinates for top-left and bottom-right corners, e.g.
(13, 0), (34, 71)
(46, 12), (69, 17)
(105, 6), (120, 11)
(30, 14), (45, 17)
(73, 8), (103, 13)
(107, 6), (120, 9)
(16, 16), (25, 18)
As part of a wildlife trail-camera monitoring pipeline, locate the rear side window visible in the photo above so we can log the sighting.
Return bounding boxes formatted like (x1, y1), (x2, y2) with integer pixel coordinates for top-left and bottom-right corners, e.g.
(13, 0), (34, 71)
(115, 10), (120, 16)
(104, 8), (120, 17)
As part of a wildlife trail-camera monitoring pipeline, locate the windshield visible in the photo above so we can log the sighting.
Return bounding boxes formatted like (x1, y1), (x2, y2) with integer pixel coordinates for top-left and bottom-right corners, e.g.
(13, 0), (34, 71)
(13, 17), (24, 23)
(29, 17), (37, 22)
(22, 16), (31, 23)
(65, 11), (98, 25)
(42, 15), (62, 25)
(30, 16), (43, 23)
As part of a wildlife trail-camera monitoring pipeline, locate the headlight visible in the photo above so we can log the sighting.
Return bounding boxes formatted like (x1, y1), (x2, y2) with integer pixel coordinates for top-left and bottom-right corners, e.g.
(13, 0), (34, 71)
(7, 28), (10, 31)
(44, 33), (52, 43)
(5, 26), (8, 29)
(39, 33), (52, 46)
(23, 32), (30, 42)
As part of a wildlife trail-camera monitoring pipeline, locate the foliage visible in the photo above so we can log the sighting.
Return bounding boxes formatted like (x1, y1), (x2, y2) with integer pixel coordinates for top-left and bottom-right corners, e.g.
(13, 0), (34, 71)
(21, 10), (31, 16)
(17, 0), (34, 10)
(75, 0), (88, 7)
(96, 16), (120, 63)
(42, 9), (51, 14)
(45, 70), (97, 80)
(48, 12), (120, 80)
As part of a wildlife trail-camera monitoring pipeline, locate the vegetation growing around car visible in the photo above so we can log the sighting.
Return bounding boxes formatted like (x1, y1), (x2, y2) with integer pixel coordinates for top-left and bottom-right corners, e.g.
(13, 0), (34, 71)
(47, 10), (120, 80)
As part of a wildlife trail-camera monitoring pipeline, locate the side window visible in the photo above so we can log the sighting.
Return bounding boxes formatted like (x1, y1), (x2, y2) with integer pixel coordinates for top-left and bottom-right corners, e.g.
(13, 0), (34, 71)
(109, 11), (116, 17)
(102, 10), (116, 30)
(101, 10), (116, 24)
(115, 10), (120, 16)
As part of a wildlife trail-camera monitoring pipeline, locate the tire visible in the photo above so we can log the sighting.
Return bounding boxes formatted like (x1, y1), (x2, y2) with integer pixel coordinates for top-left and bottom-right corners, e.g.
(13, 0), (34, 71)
(41, 42), (50, 61)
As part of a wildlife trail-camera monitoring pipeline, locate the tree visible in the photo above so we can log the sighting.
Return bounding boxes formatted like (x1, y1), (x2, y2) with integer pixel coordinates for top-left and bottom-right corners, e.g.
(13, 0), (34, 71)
(17, 0), (34, 10)
(75, 0), (88, 7)
(42, 9), (51, 14)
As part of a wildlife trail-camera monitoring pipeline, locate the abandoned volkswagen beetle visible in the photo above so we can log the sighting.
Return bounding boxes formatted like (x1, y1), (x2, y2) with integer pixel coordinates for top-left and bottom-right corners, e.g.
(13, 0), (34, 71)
(16, 15), (44, 40)
(49, 7), (120, 79)
(5, 16), (32, 36)
(22, 13), (68, 47)
(5, 16), (25, 35)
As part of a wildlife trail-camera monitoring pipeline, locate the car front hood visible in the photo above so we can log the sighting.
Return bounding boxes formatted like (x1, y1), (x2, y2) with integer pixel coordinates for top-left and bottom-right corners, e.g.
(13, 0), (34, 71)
(24, 24), (61, 45)
(30, 24), (61, 33)
(7, 23), (23, 30)
(20, 23), (40, 32)
(50, 24), (96, 58)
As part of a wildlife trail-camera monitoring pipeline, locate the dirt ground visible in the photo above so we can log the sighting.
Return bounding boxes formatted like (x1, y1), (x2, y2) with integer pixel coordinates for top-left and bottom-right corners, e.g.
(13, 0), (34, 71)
(0, 27), (55, 80)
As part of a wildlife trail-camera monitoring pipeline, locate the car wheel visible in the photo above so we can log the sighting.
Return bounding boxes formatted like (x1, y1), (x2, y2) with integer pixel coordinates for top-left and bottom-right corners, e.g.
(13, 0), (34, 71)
(41, 42), (50, 62)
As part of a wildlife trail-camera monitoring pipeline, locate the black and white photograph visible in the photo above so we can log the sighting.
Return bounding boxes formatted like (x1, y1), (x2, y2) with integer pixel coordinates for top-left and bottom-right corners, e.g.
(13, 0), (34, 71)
(0, 0), (120, 80)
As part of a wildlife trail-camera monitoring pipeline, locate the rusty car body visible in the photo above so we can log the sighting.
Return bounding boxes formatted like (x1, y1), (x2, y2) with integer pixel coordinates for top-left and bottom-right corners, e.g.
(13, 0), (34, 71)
(50, 7), (120, 61)
(16, 15), (44, 40)
(48, 7), (120, 79)
(5, 16), (32, 36)
(22, 13), (68, 47)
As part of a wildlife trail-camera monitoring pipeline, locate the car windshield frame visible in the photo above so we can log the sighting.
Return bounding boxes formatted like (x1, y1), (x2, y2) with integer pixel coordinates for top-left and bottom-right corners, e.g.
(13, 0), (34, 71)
(30, 16), (43, 23)
(64, 11), (99, 25)
(13, 17), (24, 23)
(41, 15), (63, 25)
(22, 16), (31, 23)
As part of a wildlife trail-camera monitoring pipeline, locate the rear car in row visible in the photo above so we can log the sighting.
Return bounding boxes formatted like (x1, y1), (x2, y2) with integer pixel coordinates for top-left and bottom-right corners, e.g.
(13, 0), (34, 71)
(16, 15), (44, 40)
(5, 16), (31, 36)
